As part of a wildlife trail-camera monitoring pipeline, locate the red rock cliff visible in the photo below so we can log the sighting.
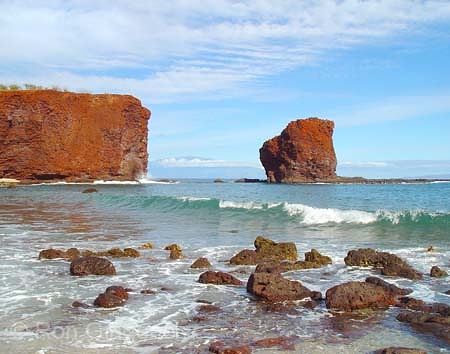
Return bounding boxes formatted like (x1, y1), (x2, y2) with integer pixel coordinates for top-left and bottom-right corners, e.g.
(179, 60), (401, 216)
(259, 118), (337, 183)
(0, 90), (150, 181)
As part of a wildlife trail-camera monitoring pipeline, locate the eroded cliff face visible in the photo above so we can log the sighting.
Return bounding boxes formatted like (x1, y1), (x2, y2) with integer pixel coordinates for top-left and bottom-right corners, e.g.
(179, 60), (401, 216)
(0, 90), (150, 181)
(259, 118), (337, 183)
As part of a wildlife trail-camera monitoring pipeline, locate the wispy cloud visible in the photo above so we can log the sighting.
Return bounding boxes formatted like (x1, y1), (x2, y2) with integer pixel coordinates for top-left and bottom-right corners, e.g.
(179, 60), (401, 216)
(2, 1), (450, 102)
(332, 92), (450, 126)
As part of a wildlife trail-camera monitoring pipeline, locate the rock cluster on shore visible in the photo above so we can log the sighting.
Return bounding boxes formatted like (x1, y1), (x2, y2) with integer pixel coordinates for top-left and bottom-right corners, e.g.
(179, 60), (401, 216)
(36, 236), (448, 352)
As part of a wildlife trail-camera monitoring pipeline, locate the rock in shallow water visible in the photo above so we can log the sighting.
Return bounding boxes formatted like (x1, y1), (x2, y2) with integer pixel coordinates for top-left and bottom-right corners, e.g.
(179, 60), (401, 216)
(344, 248), (422, 280)
(93, 286), (129, 308)
(247, 272), (314, 302)
(325, 281), (396, 312)
(229, 236), (297, 265)
(430, 265), (448, 277)
(199, 271), (242, 285)
(70, 256), (116, 276)
(191, 257), (212, 268)
(374, 347), (427, 354)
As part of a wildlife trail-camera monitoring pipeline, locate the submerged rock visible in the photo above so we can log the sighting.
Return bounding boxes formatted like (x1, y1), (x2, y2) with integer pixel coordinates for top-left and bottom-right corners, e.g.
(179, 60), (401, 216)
(191, 257), (212, 268)
(139, 242), (155, 249)
(374, 347), (427, 354)
(39, 247), (81, 261)
(344, 248), (422, 280)
(251, 336), (296, 350)
(199, 271), (242, 286)
(39, 248), (68, 260)
(70, 256), (116, 276)
(325, 281), (396, 312)
(247, 272), (314, 302)
(94, 247), (141, 258)
(209, 341), (252, 354)
(259, 117), (337, 183)
(397, 309), (450, 344)
(82, 188), (98, 193)
(430, 265), (448, 277)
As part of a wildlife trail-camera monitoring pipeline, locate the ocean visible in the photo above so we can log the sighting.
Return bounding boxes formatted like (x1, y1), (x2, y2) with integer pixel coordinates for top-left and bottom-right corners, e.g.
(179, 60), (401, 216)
(1, 180), (449, 353)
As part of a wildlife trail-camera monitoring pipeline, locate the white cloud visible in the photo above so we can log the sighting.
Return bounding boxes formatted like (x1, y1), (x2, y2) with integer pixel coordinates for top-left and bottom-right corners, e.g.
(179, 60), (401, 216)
(152, 157), (263, 168)
(332, 92), (450, 126)
(339, 161), (390, 168)
(2, 1), (450, 102)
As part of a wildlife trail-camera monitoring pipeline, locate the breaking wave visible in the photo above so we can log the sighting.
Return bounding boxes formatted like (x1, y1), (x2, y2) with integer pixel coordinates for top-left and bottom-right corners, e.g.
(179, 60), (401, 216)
(96, 194), (450, 226)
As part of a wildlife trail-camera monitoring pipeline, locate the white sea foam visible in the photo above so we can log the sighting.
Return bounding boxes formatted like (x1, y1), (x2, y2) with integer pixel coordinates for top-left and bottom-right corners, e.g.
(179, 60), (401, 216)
(282, 203), (377, 225)
(177, 196), (211, 202)
(219, 200), (264, 209)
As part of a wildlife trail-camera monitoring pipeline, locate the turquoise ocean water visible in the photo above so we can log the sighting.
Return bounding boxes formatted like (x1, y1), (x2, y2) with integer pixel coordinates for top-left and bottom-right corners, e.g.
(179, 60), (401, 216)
(0, 180), (449, 353)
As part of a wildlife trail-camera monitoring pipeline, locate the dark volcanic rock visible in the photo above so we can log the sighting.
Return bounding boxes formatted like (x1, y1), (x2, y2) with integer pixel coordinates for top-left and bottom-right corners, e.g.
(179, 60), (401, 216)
(365, 277), (412, 297)
(325, 281), (396, 312)
(191, 257), (212, 268)
(251, 336), (296, 350)
(0, 90), (150, 181)
(344, 248), (422, 280)
(39, 247), (80, 261)
(259, 117), (337, 183)
(229, 249), (258, 265)
(70, 256), (116, 276)
(82, 188), (98, 193)
(254, 236), (297, 261)
(397, 310), (450, 344)
(247, 272), (314, 302)
(430, 265), (448, 277)
(304, 248), (332, 266)
(39, 248), (67, 260)
(374, 347), (427, 354)
(229, 236), (297, 265)
(94, 286), (128, 308)
(209, 341), (252, 354)
(199, 271), (242, 285)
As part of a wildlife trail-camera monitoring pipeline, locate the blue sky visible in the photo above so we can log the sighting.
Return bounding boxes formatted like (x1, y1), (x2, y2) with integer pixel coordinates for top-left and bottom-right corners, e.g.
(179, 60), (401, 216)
(1, 1), (450, 178)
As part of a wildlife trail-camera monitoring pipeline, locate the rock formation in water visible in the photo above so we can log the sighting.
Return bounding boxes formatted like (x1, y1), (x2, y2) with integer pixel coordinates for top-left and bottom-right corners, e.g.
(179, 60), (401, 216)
(0, 90), (150, 182)
(259, 117), (337, 183)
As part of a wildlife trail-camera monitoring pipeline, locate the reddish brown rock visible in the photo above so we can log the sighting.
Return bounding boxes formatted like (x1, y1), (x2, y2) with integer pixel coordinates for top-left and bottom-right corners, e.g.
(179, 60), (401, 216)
(251, 336), (295, 350)
(344, 248), (422, 280)
(365, 277), (412, 297)
(140, 289), (156, 295)
(397, 310), (450, 344)
(430, 265), (448, 277)
(209, 341), (252, 354)
(69, 256), (116, 276)
(164, 244), (182, 251)
(229, 236), (297, 265)
(325, 281), (396, 312)
(72, 301), (90, 308)
(259, 118), (337, 183)
(39, 247), (81, 261)
(0, 90), (150, 181)
(82, 188), (98, 193)
(169, 249), (184, 259)
(191, 257), (212, 268)
(304, 248), (332, 266)
(247, 272), (314, 302)
(39, 249), (67, 260)
(93, 285), (129, 308)
(199, 271), (242, 286)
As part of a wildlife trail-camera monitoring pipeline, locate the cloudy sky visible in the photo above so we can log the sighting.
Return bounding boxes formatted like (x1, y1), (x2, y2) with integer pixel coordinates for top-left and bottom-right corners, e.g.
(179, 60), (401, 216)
(1, 1), (450, 178)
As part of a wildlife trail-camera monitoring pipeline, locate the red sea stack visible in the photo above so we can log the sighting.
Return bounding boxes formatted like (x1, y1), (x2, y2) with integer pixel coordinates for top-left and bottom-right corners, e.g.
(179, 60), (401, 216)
(259, 117), (337, 183)
(0, 90), (150, 181)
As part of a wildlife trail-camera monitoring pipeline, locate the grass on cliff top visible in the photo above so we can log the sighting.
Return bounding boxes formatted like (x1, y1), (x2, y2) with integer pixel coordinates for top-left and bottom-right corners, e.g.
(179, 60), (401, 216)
(0, 84), (72, 92)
